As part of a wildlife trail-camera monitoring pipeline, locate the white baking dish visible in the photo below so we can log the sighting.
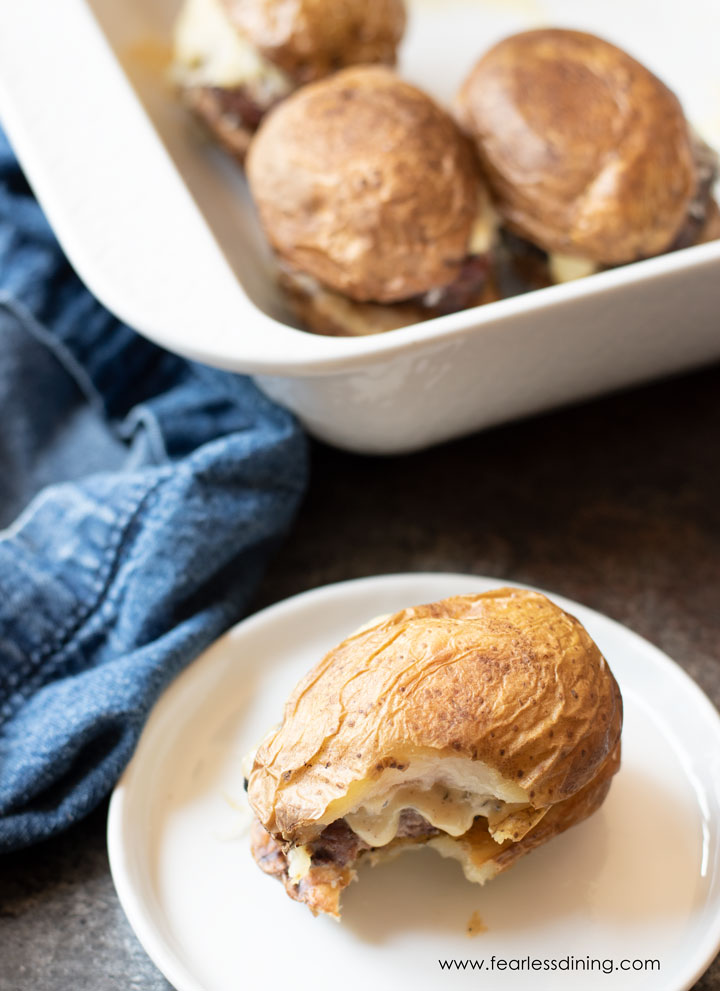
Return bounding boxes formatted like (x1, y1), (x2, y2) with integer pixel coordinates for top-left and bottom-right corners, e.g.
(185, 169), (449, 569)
(0, 0), (718, 453)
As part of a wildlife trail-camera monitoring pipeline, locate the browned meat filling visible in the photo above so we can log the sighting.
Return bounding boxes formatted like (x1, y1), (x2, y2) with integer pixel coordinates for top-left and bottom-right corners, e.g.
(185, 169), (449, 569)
(395, 808), (442, 839)
(250, 810), (440, 917)
(308, 809), (440, 867)
(183, 83), (284, 160)
(492, 230), (553, 298)
(200, 84), (270, 131)
(493, 135), (719, 292)
(670, 135), (719, 250)
(417, 255), (493, 316)
(307, 819), (370, 867)
(278, 252), (497, 337)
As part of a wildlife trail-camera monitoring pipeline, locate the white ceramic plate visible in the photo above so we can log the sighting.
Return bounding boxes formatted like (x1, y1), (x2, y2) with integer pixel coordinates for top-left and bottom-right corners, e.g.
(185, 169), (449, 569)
(107, 574), (720, 991)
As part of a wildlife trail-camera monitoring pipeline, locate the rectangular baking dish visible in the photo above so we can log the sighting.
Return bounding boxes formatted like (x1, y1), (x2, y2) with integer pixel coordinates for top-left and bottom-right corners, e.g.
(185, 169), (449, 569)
(0, 0), (718, 454)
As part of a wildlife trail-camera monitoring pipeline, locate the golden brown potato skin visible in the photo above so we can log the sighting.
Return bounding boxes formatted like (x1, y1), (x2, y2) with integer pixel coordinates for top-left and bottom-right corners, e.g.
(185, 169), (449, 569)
(456, 29), (697, 265)
(483, 740), (621, 875)
(247, 66), (482, 303)
(220, 0), (406, 83)
(247, 588), (623, 844)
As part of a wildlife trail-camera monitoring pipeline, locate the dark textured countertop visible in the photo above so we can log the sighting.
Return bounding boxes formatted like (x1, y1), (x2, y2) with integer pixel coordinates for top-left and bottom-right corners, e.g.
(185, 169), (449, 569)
(2, 365), (719, 990)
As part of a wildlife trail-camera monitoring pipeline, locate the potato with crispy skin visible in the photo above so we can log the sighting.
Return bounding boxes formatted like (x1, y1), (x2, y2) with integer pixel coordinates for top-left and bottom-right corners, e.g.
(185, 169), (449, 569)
(246, 588), (623, 918)
(173, 0), (406, 162)
(456, 29), (719, 285)
(247, 66), (498, 336)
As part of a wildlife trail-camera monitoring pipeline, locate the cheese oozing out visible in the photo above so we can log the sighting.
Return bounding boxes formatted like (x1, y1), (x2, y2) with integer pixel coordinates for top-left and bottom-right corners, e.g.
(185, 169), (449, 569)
(287, 844), (313, 883)
(325, 754), (529, 847)
(173, 0), (293, 100)
(279, 755), (534, 884)
(549, 252), (599, 284)
(346, 782), (498, 846)
(428, 829), (505, 885)
(468, 195), (500, 256)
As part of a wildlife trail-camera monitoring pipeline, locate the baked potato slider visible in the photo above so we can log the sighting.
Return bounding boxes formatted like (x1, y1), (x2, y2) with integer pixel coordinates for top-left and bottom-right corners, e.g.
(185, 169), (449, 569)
(246, 588), (623, 918)
(456, 29), (719, 289)
(173, 0), (407, 161)
(246, 65), (499, 336)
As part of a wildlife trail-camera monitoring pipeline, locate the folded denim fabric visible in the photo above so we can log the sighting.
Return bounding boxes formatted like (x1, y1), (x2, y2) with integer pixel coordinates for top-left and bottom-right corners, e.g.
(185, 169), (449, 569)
(0, 127), (308, 852)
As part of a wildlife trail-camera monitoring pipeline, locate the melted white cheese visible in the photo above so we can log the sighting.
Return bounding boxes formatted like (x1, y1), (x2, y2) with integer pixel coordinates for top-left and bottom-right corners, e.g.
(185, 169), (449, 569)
(286, 754), (532, 879)
(346, 783), (500, 846)
(287, 844), (312, 882)
(428, 833), (502, 885)
(173, 0), (292, 98)
(334, 754), (527, 847)
(549, 253), (598, 284)
(468, 197), (499, 255)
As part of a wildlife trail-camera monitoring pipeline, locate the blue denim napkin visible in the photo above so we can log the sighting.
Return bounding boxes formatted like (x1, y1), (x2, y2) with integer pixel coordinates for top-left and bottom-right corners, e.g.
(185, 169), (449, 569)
(0, 127), (308, 852)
